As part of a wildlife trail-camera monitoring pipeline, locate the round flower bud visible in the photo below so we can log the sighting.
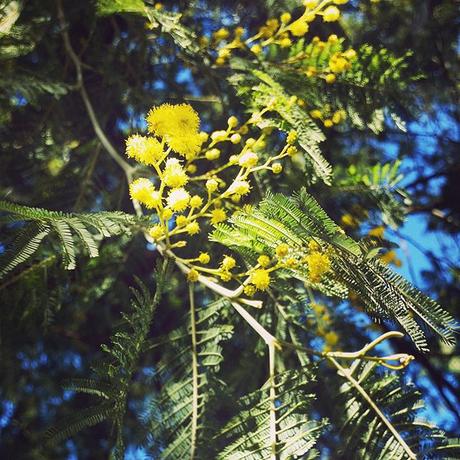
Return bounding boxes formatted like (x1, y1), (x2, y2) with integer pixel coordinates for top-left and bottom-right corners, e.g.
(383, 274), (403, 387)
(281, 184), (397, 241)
(324, 119), (333, 128)
(239, 151), (258, 168)
(206, 148), (221, 160)
(325, 73), (336, 84)
(190, 195), (203, 208)
(280, 12), (291, 24)
(198, 252), (210, 264)
(272, 163), (283, 174)
(206, 179), (219, 193)
(222, 256), (236, 271)
(186, 221), (200, 235)
(323, 6), (340, 22)
(227, 116), (239, 128)
(257, 255), (271, 268)
(276, 243), (289, 258)
(187, 269), (199, 282)
(244, 284), (256, 296)
(230, 133), (241, 144)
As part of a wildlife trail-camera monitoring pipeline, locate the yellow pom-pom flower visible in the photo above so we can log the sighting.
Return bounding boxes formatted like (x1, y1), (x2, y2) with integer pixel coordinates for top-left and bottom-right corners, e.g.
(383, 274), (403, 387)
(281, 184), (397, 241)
(198, 252), (210, 264)
(280, 12), (291, 24)
(206, 179), (219, 193)
(163, 158), (189, 188)
(290, 20), (309, 37)
(211, 208), (227, 225)
(250, 269), (271, 291)
(257, 255), (271, 268)
(146, 103), (202, 159)
(129, 178), (155, 204)
(175, 215), (188, 227)
(244, 284), (256, 296)
(323, 6), (340, 22)
(190, 195), (203, 208)
(149, 224), (165, 240)
(147, 103), (199, 139)
(272, 163), (283, 174)
(304, 251), (331, 283)
(187, 269), (199, 282)
(368, 226), (385, 239)
(186, 221), (200, 235)
(276, 243), (289, 258)
(229, 180), (251, 196)
(221, 256), (236, 271)
(166, 187), (190, 212)
(125, 134), (163, 165)
(238, 151), (258, 168)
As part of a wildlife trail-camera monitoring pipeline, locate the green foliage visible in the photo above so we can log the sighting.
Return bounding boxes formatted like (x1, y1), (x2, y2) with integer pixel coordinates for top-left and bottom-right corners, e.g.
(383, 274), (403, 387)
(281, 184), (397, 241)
(147, 297), (233, 459)
(335, 160), (409, 227)
(331, 360), (444, 459)
(216, 368), (326, 459)
(0, 200), (138, 277)
(46, 263), (169, 457)
(213, 189), (457, 351)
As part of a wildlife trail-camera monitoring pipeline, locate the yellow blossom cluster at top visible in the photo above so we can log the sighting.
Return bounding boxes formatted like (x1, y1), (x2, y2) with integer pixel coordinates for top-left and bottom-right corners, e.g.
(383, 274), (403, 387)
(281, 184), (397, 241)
(203, 0), (356, 89)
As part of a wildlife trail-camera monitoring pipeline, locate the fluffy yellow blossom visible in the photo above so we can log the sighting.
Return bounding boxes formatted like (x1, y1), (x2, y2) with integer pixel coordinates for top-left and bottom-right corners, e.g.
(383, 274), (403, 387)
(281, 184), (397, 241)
(219, 271), (232, 282)
(290, 20), (309, 37)
(343, 48), (357, 60)
(198, 252), (210, 264)
(250, 269), (271, 290)
(211, 208), (227, 225)
(222, 256), (236, 271)
(272, 163), (283, 174)
(324, 119), (333, 128)
(285, 257), (299, 268)
(368, 226), (385, 239)
(287, 146), (298, 156)
(329, 55), (349, 73)
(304, 251), (331, 283)
(125, 134), (163, 165)
(287, 130), (298, 145)
(187, 269), (199, 282)
(251, 44), (262, 55)
(276, 243), (289, 258)
(149, 224), (165, 240)
(186, 221), (200, 235)
(239, 151), (258, 168)
(244, 284), (256, 296)
(280, 37), (292, 48)
(280, 12), (291, 24)
(176, 215), (188, 227)
(129, 178), (155, 204)
(166, 187), (190, 212)
(323, 6), (340, 22)
(190, 195), (203, 208)
(229, 180), (251, 196)
(163, 158), (189, 188)
(166, 133), (203, 160)
(257, 255), (271, 268)
(146, 103), (201, 159)
(206, 179), (219, 193)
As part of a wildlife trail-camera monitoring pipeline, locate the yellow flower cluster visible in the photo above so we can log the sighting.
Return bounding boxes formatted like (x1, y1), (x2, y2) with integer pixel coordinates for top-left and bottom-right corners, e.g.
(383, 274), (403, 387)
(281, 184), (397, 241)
(206, 0), (349, 69)
(310, 107), (346, 128)
(125, 103), (296, 290)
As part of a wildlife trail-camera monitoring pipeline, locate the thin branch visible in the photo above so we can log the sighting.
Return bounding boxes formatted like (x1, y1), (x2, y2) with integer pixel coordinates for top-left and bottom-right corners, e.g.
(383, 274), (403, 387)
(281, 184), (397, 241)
(56, 0), (135, 179)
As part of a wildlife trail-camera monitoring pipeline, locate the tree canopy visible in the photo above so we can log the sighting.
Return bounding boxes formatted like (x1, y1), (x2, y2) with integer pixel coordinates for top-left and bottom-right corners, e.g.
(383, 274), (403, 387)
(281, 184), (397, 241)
(0, 0), (459, 458)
